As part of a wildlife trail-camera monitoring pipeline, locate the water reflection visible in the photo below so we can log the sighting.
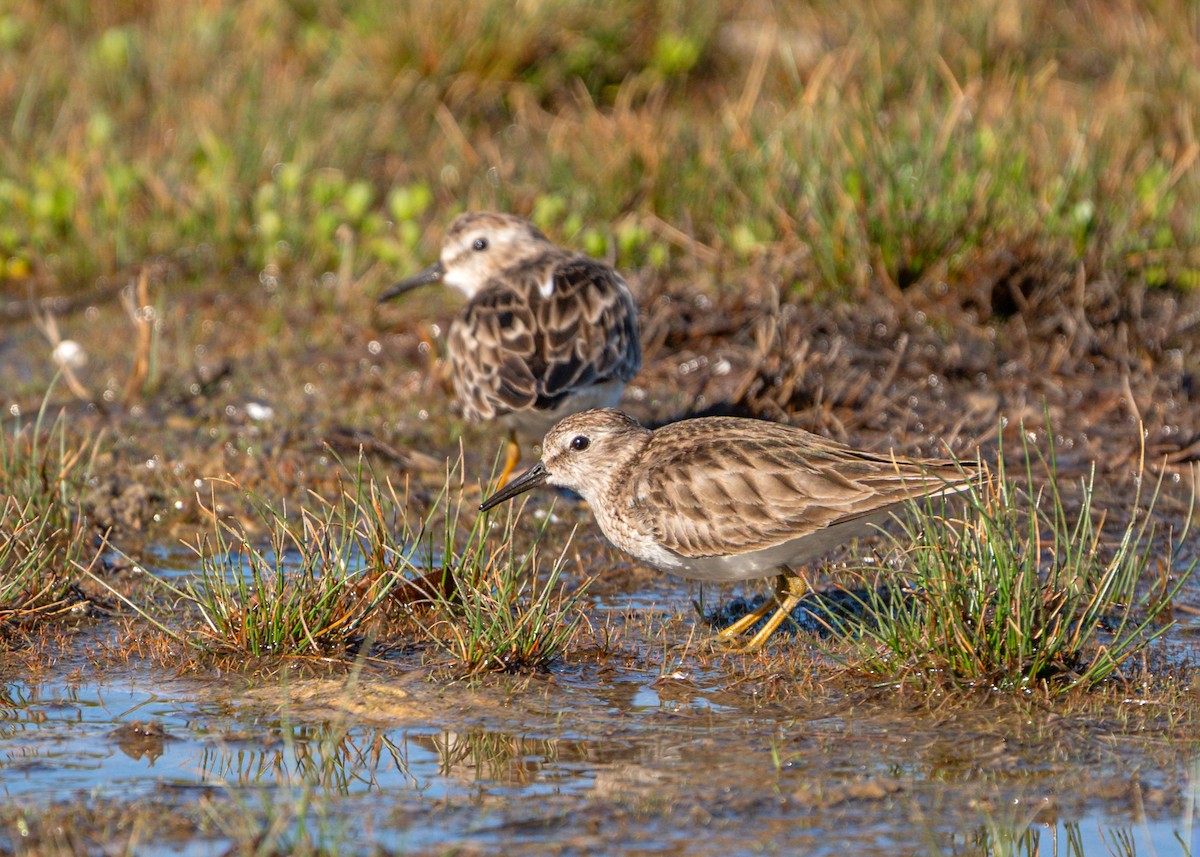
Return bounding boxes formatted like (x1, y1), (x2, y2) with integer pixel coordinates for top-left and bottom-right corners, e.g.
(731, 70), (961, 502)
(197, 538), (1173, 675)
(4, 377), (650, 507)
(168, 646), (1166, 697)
(0, 679), (188, 798)
(108, 720), (169, 762)
(0, 673), (1196, 855)
(194, 726), (415, 794)
(145, 539), (441, 586)
(951, 819), (1194, 856)
(189, 720), (650, 801)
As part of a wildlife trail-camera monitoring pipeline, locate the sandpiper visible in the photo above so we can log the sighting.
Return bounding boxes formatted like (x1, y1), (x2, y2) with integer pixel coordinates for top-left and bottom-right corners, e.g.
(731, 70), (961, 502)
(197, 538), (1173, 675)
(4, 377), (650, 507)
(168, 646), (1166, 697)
(480, 409), (977, 651)
(379, 212), (642, 486)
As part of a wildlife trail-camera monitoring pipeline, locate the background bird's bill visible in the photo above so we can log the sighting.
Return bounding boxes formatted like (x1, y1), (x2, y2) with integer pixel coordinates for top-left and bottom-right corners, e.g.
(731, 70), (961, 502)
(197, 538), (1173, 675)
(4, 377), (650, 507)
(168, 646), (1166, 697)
(480, 462), (548, 511)
(378, 260), (445, 302)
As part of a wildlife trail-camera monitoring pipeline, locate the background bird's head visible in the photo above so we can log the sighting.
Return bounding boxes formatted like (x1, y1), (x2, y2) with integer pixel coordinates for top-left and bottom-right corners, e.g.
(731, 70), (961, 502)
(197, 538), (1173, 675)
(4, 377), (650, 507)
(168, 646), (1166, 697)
(380, 212), (553, 302)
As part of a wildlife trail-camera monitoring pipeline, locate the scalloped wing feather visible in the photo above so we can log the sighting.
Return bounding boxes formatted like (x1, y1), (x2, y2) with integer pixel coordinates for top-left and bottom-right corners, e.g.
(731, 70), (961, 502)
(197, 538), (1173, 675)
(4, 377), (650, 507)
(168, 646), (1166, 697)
(631, 418), (971, 559)
(449, 252), (641, 422)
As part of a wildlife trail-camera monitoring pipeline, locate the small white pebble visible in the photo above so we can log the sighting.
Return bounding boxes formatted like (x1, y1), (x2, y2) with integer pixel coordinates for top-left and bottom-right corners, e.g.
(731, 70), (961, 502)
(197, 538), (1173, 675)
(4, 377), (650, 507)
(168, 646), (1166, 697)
(245, 401), (274, 422)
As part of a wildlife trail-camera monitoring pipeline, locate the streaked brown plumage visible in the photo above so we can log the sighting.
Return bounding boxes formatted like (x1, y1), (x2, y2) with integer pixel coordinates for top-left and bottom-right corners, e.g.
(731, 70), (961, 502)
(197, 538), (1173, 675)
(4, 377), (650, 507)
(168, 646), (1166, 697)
(379, 212), (641, 441)
(481, 408), (978, 650)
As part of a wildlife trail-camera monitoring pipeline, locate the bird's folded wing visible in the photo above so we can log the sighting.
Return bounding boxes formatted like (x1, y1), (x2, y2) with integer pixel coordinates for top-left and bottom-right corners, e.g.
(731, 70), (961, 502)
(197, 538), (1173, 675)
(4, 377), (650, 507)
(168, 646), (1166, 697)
(631, 419), (969, 558)
(450, 255), (641, 419)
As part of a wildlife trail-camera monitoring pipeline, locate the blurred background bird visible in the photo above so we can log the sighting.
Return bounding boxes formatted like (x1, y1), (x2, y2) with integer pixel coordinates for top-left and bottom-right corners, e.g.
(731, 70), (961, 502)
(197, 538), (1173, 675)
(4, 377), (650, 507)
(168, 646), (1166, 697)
(379, 212), (642, 486)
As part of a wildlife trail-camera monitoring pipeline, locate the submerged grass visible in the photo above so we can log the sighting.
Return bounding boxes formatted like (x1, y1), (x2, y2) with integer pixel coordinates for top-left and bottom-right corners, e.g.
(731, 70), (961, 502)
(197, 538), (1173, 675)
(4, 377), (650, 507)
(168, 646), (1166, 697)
(847, 439), (1196, 695)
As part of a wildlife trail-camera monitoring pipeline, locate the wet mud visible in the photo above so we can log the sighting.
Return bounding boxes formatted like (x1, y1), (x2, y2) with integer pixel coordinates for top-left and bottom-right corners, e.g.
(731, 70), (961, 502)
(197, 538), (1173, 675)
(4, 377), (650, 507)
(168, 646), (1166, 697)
(1, 267), (1199, 854)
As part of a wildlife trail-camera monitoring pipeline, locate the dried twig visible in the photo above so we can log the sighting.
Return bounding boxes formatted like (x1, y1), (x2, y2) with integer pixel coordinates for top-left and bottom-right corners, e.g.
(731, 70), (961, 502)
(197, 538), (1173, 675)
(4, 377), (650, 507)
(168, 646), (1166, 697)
(120, 267), (155, 405)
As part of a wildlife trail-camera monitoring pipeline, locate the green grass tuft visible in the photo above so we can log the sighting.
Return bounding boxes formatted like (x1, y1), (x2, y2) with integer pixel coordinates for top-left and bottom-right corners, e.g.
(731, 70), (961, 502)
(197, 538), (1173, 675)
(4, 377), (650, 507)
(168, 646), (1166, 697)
(846, 438), (1195, 695)
(0, 498), (85, 636)
(143, 460), (414, 658)
(0, 379), (94, 536)
(88, 450), (588, 669)
(0, 384), (97, 637)
(404, 462), (589, 676)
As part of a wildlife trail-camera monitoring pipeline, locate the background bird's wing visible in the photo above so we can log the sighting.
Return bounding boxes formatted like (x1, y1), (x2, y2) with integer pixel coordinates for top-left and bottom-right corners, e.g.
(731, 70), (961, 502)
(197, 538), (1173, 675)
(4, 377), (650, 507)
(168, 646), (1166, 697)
(630, 418), (971, 558)
(528, 256), (641, 405)
(449, 285), (541, 421)
(450, 255), (641, 420)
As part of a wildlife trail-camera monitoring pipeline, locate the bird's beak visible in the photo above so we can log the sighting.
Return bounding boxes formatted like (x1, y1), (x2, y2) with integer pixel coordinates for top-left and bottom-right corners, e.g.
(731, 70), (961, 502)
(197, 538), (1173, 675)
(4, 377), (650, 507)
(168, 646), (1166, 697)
(377, 261), (445, 303)
(479, 462), (549, 512)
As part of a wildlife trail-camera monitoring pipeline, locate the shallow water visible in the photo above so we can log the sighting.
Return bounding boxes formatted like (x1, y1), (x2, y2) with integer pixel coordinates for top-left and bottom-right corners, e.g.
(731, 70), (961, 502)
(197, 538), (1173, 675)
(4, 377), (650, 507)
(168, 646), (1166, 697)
(2, 614), (1197, 856)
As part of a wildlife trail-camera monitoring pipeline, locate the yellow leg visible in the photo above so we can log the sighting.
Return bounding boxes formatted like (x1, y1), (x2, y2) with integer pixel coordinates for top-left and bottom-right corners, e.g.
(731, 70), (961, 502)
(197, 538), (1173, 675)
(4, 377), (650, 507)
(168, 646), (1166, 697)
(495, 432), (521, 489)
(717, 566), (810, 653)
(716, 596), (777, 640)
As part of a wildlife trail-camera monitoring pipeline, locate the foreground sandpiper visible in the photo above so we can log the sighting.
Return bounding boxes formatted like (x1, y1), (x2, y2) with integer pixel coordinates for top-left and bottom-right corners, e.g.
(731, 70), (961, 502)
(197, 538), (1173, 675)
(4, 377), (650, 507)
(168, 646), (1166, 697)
(480, 409), (977, 651)
(379, 212), (641, 486)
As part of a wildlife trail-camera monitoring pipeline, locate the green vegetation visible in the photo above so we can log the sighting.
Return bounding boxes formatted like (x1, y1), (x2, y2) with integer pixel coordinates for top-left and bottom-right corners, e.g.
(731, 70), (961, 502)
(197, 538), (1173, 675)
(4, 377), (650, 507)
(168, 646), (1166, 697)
(2, 1), (1198, 294)
(0, 381), (93, 537)
(0, 499), (84, 636)
(416, 484), (588, 675)
(169, 474), (405, 658)
(846, 441), (1196, 695)
(1, 5), (1199, 854)
(86, 454), (587, 670)
(0, 388), (95, 637)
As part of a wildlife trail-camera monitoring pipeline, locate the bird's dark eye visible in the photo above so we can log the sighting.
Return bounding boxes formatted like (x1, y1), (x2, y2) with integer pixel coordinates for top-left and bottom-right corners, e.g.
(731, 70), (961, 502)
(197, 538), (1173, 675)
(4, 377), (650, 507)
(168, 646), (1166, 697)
(570, 436), (590, 452)
(472, 237), (488, 251)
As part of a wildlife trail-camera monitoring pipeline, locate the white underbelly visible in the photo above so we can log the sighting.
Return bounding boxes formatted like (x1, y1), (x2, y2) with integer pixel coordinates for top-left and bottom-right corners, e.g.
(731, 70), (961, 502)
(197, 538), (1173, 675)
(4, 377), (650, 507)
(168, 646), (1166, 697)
(610, 506), (909, 583)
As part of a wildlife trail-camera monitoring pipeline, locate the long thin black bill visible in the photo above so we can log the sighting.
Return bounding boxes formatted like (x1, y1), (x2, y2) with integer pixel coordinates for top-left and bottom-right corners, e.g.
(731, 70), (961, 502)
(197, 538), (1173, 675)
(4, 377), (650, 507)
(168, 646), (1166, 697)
(377, 260), (445, 302)
(479, 462), (549, 512)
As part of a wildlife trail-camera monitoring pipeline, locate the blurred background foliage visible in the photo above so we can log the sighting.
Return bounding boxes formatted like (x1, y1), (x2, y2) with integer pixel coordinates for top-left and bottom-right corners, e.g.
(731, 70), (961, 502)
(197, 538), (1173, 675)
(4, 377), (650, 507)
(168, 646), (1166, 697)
(1, 0), (1199, 297)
